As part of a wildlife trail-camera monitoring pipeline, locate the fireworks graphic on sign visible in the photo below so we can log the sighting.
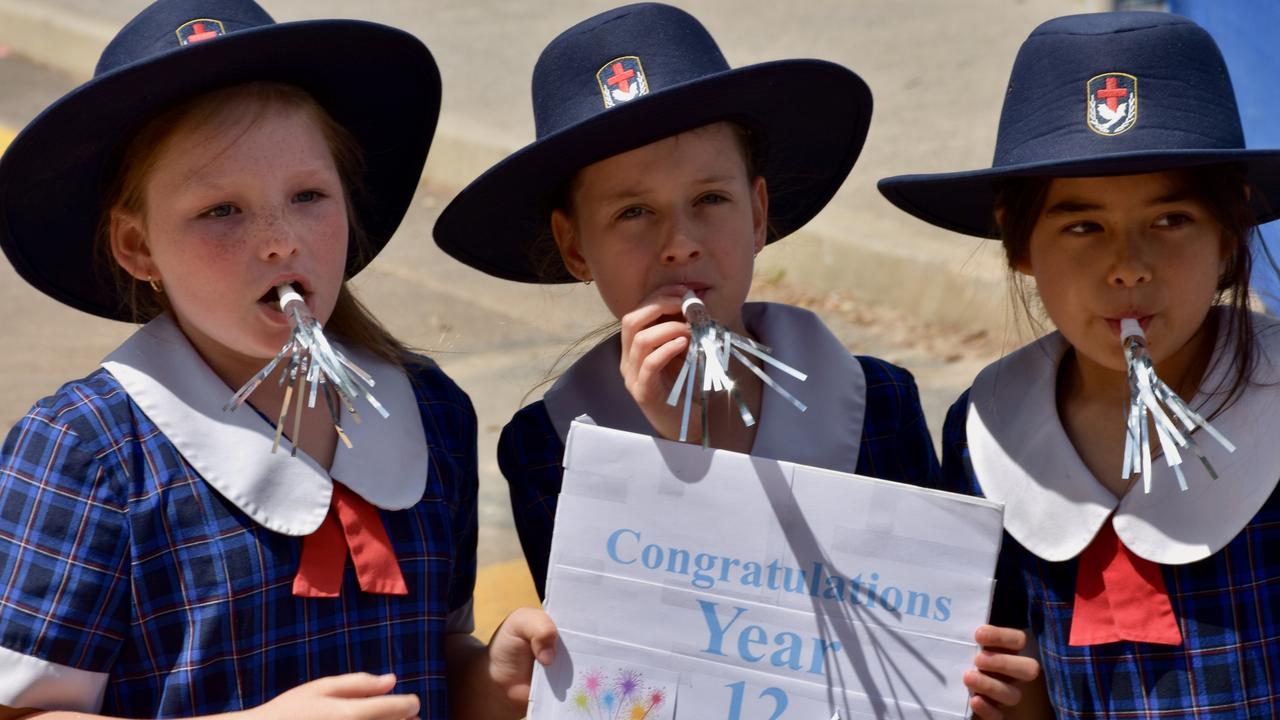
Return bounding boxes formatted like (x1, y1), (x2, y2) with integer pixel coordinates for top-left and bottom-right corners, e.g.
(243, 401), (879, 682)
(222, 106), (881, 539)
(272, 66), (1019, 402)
(568, 668), (667, 720)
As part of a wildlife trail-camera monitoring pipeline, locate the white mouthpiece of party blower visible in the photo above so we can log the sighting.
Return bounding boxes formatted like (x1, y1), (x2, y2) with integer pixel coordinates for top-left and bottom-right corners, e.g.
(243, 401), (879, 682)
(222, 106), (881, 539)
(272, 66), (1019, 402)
(681, 292), (706, 317)
(277, 283), (305, 310)
(1120, 317), (1144, 341)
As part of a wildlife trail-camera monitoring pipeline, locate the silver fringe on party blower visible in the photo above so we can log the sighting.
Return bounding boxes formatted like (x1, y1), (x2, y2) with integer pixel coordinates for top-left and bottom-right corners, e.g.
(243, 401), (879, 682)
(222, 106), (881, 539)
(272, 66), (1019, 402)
(225, 284), (388, 455)
(1120, 318), (1234, 492)
(665, 290), (808, 447)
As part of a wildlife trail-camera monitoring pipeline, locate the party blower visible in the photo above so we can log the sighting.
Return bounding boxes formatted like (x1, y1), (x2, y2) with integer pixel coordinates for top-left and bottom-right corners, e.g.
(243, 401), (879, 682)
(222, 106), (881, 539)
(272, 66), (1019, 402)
(225, 283), (388, 454)
(1120, 318), (1235, 492)
(666, 290), (808, 447)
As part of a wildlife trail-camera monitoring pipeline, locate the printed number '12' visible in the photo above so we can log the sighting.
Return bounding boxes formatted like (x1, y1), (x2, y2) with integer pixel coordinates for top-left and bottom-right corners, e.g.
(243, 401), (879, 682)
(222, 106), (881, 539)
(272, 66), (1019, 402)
(725, 681), (788, 719)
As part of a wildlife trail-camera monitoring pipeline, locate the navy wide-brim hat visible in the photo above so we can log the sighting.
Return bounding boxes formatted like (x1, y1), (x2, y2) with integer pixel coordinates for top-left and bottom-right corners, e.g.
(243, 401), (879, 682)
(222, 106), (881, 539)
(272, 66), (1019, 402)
(433, 2), (872, 283)
(878, 12), (1280, 239)
(0, 0), (440, 321)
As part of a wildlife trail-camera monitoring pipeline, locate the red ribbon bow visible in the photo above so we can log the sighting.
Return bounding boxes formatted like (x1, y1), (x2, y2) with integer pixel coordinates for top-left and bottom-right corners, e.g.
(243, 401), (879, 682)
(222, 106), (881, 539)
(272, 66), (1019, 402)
(1069, 520), (1182, 646)
(293, 482), (408, 598)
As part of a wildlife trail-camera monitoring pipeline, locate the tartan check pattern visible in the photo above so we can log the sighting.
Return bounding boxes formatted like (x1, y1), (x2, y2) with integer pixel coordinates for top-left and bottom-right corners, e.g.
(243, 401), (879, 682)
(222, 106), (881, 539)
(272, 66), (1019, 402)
(941, 390), (1280, 719)
(0, 359), (478, 717)
(499, 354), (942, 598)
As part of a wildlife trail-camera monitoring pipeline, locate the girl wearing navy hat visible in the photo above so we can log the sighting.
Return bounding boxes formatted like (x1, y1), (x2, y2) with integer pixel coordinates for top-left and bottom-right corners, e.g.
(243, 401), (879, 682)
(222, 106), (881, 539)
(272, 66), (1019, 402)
(434, 1), (939, 603)
(881, 12), (1280, 719)
(0, 0), (554, 717)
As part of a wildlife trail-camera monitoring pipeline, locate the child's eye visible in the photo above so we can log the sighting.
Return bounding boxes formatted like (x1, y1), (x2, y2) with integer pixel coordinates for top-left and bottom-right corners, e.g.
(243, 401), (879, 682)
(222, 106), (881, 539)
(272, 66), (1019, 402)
(1063, 221), (1102, 234)
(294, 190), (323, 203)
(618, 206), (647, 220)
(698, 193), (728, 206)
(1154, 213), (1192, 228)
(202, 204), (238, 219)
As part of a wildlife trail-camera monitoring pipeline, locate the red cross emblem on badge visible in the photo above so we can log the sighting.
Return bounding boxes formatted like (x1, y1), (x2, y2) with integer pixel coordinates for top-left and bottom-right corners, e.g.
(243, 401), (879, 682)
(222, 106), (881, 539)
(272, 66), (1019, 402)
(1086, 72), (1138, 136)
(176, 18), (226, 46)
(596, 56), (649, 109)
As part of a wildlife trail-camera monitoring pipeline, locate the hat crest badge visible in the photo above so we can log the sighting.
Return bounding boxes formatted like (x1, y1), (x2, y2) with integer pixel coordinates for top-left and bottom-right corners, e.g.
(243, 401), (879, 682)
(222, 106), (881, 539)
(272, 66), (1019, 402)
(176, 18), (226, 46)
(1087, 72), (1138, 136)
(597, 56), (649, 108)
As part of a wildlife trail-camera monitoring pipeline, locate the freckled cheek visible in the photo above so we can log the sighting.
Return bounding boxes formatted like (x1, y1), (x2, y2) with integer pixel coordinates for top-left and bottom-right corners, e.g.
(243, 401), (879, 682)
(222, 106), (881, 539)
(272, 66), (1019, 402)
(305, 207), (350, 258)
(147, 220), (237, 272)
(207, 234), (251, 263)
(314, 220), (349, 261)
(175, 222), (250, 263)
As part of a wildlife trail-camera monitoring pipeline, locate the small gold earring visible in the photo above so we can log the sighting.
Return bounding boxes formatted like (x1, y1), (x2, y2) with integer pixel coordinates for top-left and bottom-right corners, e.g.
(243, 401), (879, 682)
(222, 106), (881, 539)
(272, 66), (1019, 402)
(583, 278), (594, 286)
(148, 276), (163, 293)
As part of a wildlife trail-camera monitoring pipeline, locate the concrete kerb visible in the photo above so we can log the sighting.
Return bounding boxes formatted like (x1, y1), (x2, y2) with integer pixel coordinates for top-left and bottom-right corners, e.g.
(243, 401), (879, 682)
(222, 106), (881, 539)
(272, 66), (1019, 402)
(0, 0), (1012, 338)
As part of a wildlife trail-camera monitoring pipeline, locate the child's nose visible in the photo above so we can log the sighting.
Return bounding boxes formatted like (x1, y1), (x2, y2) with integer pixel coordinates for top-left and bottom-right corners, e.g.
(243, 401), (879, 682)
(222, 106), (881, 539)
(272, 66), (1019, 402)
(1108, 232), (1153, 287)
(659, 214), (702, 264)
(254, 211), (301, 261)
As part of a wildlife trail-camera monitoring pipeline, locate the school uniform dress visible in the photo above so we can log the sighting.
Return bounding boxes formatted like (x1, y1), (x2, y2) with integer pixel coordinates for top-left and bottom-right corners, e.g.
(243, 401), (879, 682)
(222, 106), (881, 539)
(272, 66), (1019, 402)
(0, 314), (477, 717)
(499, 301), (940, 597)
(940, 309), (1280, 719)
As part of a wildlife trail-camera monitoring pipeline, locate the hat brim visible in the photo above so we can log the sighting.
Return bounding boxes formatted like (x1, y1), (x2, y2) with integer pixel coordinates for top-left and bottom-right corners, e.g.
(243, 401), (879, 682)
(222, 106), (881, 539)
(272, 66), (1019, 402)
(433, 59), (872, 283)
(879, 148), (1280, 239)
(0, 19), (440, 321)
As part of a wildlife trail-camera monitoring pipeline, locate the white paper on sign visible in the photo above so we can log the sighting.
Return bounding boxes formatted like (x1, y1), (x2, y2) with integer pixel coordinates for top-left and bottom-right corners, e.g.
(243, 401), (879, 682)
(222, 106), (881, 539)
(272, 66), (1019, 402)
(528, 420), (1005, 720)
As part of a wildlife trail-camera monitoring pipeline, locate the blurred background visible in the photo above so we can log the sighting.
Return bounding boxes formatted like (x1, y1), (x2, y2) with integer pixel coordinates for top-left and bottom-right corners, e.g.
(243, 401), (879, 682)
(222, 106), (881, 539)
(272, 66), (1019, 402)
(1, 0), (1275, 639)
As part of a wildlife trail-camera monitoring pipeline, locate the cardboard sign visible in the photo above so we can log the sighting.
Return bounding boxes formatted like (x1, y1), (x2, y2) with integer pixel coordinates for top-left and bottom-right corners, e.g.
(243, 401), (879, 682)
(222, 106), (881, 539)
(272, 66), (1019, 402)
(528, 420), (1005, 720)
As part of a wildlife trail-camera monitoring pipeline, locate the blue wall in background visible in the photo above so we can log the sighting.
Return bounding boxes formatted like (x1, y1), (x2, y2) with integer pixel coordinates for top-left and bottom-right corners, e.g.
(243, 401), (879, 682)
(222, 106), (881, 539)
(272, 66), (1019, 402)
(1169, 1), (1280, 312)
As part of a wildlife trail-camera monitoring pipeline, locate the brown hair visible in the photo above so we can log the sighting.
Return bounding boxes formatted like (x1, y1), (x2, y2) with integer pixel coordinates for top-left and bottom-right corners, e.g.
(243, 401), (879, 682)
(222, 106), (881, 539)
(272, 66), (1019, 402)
(97, 81), (415, 366)
(993, 164), (1263, 410)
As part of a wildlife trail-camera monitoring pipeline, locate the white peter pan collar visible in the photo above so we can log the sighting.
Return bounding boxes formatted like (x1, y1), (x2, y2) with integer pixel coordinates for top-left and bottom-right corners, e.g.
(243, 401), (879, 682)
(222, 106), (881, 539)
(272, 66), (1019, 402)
(543, 302), (866, 474)
(102, 313), (429, 536)
(967, 308), (1280, 565)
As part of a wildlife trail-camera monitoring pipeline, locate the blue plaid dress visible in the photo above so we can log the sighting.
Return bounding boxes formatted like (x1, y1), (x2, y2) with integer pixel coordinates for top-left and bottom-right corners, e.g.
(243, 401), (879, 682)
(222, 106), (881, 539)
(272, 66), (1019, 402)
(0, 358), (477, 717)
(941, 390), (1280, 719)
(501, 353), (940, 598)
